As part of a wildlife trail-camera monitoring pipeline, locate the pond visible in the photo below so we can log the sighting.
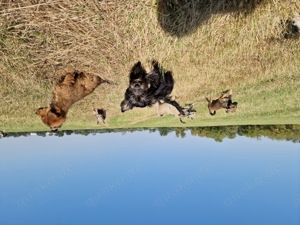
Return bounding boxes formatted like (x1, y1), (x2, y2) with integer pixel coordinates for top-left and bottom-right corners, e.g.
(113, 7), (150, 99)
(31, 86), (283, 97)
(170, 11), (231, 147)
(0, 125), (299, 225)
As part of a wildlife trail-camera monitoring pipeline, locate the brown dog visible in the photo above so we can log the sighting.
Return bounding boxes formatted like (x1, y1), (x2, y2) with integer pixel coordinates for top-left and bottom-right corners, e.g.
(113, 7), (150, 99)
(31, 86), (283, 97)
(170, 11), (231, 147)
(36, 70), (111, 131)
(206, 89), (238, 116)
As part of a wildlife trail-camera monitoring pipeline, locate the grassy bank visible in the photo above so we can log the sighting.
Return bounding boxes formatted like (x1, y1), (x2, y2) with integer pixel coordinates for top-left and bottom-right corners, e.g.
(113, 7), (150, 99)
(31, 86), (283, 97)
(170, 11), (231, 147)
(0, 0), (299, 132)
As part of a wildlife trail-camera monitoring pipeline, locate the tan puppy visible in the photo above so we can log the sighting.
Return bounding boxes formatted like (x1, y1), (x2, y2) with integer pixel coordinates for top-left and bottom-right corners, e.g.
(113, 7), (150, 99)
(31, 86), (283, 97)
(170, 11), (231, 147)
(154, 101), (196, 123)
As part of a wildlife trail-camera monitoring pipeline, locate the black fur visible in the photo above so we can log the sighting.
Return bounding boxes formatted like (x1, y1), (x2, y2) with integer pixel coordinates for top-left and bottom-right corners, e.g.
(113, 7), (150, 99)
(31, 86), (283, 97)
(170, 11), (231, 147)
(120, 60), (184, 115)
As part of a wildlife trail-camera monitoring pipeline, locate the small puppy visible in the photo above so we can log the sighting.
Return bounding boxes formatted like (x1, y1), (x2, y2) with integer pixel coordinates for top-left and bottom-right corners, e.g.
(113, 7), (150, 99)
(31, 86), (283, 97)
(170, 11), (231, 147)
(93, 108), (106, 124)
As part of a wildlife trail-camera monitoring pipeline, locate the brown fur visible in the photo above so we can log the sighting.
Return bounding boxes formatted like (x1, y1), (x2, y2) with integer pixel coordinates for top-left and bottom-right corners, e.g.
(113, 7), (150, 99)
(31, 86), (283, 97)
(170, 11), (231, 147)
(36, 70), (111, 131)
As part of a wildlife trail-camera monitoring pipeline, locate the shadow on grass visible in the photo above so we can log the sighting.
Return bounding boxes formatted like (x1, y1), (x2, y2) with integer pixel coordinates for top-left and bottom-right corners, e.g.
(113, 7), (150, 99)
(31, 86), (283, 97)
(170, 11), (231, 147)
(157, 0), (265, 37)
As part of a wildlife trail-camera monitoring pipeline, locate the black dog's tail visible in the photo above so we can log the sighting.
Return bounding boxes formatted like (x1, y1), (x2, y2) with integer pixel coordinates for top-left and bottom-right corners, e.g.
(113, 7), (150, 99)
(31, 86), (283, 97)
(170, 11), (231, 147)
(130, 61), (147, 80)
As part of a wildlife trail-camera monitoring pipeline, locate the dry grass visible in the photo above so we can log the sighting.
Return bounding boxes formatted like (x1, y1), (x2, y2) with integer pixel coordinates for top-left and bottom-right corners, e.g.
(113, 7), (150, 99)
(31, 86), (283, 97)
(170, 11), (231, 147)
(0, 0), (299, 132)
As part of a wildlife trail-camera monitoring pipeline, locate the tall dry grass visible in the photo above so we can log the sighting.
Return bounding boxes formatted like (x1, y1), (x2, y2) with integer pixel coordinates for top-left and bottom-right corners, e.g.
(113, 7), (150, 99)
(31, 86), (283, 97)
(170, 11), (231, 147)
(0, 0), (299, 131)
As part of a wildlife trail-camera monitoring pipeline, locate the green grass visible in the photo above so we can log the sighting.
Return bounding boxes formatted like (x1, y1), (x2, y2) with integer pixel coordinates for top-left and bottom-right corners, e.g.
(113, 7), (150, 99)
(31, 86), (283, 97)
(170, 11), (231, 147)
(0, 0), (300, 132)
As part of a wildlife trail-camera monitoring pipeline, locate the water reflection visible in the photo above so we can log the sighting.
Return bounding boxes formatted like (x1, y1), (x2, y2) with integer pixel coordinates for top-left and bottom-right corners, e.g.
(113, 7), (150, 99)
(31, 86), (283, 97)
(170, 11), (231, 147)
(0, 125), (299, 225)
(2, 124), (300, 143)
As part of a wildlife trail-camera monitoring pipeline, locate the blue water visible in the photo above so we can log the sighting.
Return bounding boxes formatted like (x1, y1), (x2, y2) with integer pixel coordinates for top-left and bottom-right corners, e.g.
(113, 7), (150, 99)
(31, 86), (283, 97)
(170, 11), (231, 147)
(0, 130), (299, 225)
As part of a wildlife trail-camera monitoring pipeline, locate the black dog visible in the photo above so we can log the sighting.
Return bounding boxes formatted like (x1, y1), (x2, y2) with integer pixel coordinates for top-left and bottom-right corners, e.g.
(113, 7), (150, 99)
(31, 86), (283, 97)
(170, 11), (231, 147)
(120, 60), (185, 115)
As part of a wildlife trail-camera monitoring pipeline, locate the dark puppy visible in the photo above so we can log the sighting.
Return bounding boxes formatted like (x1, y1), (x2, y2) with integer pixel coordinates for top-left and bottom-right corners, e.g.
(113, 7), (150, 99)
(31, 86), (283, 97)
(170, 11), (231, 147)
(120, 60), (185, 115)
(93, 108), (106, 124)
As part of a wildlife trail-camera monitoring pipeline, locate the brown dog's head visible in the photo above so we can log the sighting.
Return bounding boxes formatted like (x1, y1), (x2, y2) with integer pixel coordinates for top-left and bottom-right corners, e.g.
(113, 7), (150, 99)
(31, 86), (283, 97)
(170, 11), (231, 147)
(36, 105), (66, 132)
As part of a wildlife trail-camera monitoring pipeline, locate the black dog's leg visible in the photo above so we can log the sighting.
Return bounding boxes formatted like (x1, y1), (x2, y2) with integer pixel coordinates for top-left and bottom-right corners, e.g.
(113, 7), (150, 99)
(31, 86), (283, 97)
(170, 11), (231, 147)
(179, 118), (186, 124)
(163, 98), (185, 116)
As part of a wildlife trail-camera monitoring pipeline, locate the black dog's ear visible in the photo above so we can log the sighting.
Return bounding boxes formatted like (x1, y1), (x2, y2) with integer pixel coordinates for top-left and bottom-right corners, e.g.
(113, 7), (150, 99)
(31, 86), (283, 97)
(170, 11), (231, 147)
(131, 61), (143, 73)
(130, 61), (147, 80)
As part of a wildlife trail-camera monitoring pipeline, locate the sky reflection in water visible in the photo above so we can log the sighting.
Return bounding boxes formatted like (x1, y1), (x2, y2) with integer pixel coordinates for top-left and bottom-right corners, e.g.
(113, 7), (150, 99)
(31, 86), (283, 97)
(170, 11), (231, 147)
(0, 128), (300, 225)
